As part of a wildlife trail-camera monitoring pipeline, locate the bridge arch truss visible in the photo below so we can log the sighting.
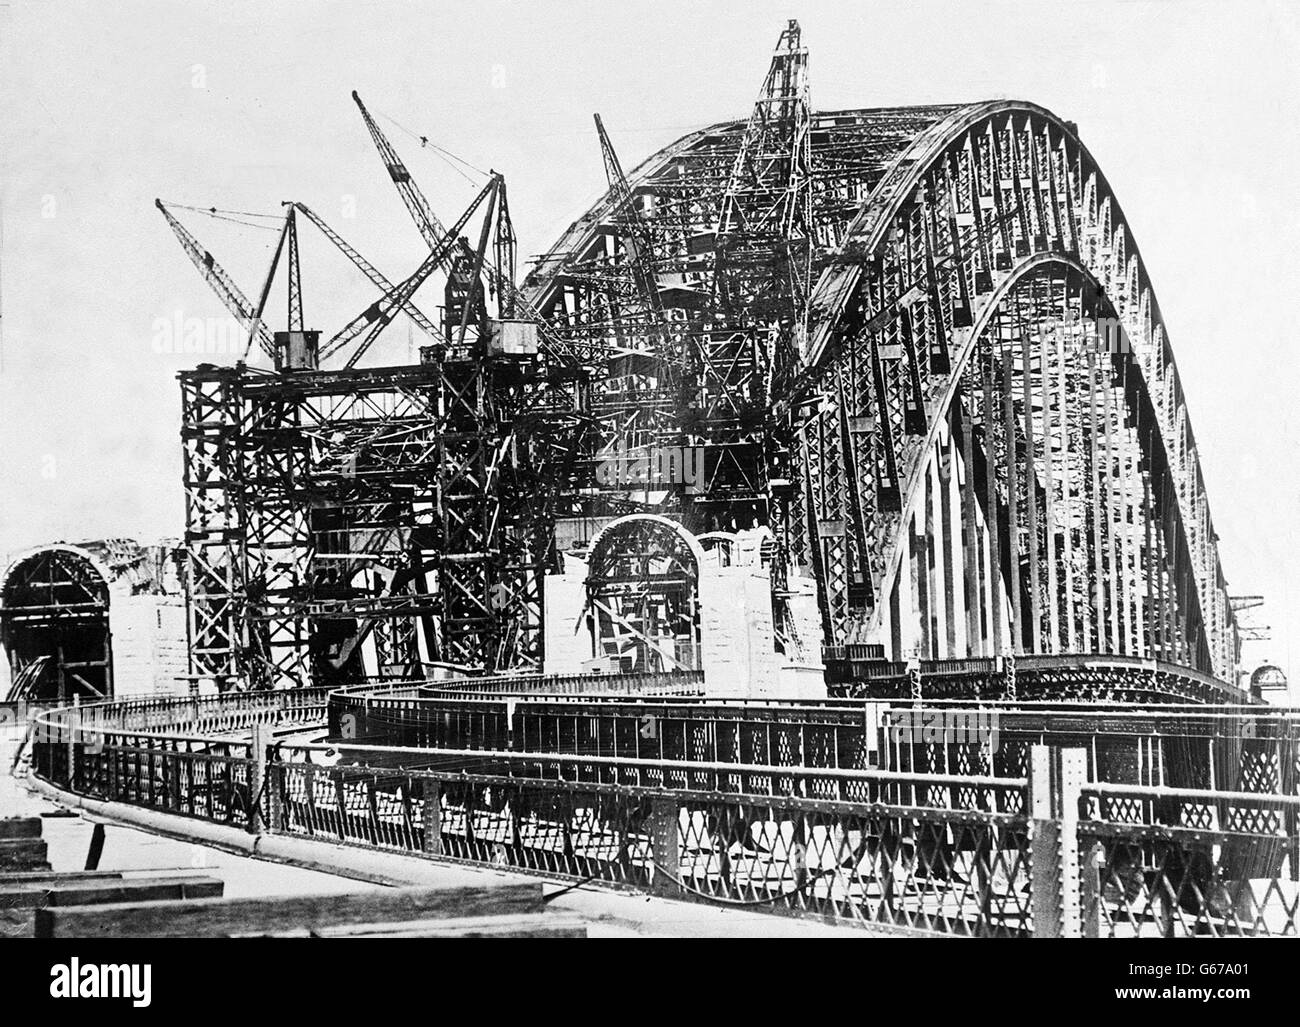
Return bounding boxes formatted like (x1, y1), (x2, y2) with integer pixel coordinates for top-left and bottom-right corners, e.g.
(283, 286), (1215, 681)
(528, 97), (1239, 684)
(797, 102), (1236, 680)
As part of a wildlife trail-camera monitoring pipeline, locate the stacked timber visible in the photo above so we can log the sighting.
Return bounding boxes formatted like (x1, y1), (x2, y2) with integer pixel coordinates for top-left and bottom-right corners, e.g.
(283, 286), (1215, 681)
(1, 870), (224, 938)
(3, 817), (584, 937)
(0, 817), (50, 872)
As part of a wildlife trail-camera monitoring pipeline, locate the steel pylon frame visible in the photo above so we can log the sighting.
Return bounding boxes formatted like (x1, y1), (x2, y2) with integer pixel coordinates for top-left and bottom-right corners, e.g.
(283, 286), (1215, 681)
(179, 354), (584, 688)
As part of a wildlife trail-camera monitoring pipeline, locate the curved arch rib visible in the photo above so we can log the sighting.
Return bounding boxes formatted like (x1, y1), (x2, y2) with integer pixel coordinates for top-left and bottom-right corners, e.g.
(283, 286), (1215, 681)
(794, 103), (1237, 681)
(525, 99), (1240, 687)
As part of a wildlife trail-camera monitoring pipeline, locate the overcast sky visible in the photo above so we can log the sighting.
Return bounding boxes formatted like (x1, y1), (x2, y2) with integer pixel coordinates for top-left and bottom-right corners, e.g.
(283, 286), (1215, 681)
(2, 0), (1297, 687)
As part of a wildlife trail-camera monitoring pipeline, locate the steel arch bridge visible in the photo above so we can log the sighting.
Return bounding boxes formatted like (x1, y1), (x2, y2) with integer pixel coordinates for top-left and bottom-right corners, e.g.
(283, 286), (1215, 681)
(524, 23), (1240, 691)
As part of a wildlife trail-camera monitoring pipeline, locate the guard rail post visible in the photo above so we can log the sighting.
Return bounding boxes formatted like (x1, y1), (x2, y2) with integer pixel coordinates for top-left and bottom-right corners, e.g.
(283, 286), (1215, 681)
(422, 775), (443, 856)
(267, 743), (284, 833)
(249, 723), (268, 835)
(1081, 840), (1106, 937)
(1028, 744), (1086, 937)
(65, 695), (79, 791)
(648, 795), (682, 897)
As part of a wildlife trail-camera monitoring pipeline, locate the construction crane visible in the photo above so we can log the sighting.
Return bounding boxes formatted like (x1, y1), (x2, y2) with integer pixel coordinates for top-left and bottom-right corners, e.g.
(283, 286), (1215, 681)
(155, 199), (277, 359)
(350, 92), (590, 370)
(293, 202), (441, 338)
(157, 199), (321, 369)
(593, 113), (668, 325)
(159, 192), (460, 371)
(713, 17), (813, 392)
(321, 173), (502, 367)
(165, 92), (597, 684)
(589, 113), (683, 469)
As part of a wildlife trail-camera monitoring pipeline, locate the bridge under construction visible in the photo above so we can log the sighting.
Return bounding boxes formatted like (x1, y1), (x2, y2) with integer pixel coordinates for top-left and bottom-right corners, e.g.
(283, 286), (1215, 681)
(8, 20), (1297, 941)
(155, 20), (1244, 704)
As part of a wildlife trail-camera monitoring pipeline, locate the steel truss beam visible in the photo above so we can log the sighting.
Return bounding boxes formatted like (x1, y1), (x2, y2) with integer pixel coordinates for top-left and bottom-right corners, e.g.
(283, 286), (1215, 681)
(527, 90), (1240, 686)
(179, 359), (584, 688)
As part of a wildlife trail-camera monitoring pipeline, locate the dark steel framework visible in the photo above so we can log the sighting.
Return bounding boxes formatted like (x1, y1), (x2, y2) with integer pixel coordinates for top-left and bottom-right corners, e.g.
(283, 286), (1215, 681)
(180, 356), (587, 689)
(526, 24), (1240, 687)
(173, 20), (1239, 695)
(172, 92), (603, 689)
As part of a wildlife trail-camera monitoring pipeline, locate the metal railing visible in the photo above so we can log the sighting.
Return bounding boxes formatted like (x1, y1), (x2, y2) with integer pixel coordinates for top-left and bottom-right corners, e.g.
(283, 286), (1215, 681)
(29, 696), (1032, 935)
(1077, 780), (1300, 938)
(24, 693), (1300, 937)
(419, 668), (705, 696)
(326, 684), (1300, 814)
(273, 759), (1031, 935)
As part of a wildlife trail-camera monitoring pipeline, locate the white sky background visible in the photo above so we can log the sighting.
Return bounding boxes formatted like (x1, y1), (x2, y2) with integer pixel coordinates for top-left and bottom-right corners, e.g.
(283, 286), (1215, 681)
(0, 0), (1297, 687)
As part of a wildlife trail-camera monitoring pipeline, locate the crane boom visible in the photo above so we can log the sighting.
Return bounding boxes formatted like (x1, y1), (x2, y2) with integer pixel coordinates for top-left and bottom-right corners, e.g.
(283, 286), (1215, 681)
(352, 90), (453, 253)
(594, 113), (667, 323)
(349, 93), (590, 366)
(155, 199), (277, 358)
(293, 202), (440, 338)
(244, 208), (293, 360)
(323, 174), (500, 366)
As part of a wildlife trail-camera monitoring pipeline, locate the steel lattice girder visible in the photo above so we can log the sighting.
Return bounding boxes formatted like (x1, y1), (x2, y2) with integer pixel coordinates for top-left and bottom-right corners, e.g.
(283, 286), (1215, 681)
(180, 370), (243, 680)
(178, 359), (583, 687)
(525, 98), (1240, 685)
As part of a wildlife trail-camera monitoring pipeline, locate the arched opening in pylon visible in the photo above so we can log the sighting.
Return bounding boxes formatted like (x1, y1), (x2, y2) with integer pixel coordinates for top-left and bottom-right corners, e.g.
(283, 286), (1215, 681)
(585, 515), (703, 673)
(1, 547), (113, 701)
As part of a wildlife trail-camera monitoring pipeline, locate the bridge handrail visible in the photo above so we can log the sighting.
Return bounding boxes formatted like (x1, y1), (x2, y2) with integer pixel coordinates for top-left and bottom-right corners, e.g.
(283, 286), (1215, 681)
(25, 683), (1299, 938)
(1082, 780), (1300, 809)
(282, 738), (1026, 790)
(28, 687), (333, 749)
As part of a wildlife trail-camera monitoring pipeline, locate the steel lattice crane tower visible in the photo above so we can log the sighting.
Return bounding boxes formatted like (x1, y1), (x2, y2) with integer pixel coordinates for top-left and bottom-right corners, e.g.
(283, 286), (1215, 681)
(553, 21), (817, 652)
(165, 120), (583, 685)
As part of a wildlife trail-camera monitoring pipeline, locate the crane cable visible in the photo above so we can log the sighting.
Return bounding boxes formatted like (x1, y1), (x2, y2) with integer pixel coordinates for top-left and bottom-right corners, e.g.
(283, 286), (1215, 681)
(163, 202), (283, 232)
(376, 109), (489, 184)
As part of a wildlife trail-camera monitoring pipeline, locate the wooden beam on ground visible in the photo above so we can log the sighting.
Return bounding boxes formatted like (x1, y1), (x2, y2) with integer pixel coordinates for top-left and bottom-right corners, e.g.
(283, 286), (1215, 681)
(0, 838), (49, 872)
(3, 876), (226, 909)
(1, 875), (225, 938)
(0, 818), (42, 840)
(36, 883), (547, 938)
(253, 913), (587, 938)
(0, 870), (123, 885)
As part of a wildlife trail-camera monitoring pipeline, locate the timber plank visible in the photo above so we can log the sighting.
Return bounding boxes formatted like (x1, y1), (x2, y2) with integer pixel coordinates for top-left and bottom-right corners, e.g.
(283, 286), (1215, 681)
(270, 914), (588, 938)
(0, 870), (123, 885)
(0, 818), (42, 840)
(0, 876), (225, 938)
(0, 838), (49, 871)
(36, 883), (546, 938)
(28, 876), (224, 908)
